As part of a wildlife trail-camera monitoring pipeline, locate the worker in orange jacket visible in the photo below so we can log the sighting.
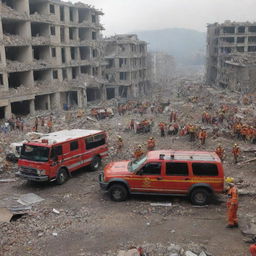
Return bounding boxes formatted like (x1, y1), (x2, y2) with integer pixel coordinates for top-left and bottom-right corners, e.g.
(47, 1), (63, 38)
(232, 144), (240, 164)
(147, 137), (155, 151)
(198, 129), (207, 145)
(159, 122), (166, 137)
(250, 244), (256, 256)
(225, 177), (239, 228)
(134, 145), (144, 160)
(215, 144), (225, 161)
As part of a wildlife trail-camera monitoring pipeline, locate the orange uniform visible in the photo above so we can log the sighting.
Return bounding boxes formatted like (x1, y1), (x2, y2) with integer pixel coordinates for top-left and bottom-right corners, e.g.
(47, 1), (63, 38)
(232, 145), (240, 163)
(227, 185), (238, 227)
(147, 139), (155, 151)
(198, 130), (207, 145)
(134, 148), (144, 160)
(215, 146), (225, 161)
(250, 244), (256, 256)
(47, 119), (53, 133)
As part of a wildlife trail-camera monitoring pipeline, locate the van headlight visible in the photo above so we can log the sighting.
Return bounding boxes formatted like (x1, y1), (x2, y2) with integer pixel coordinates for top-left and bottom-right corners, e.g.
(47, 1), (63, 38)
(37, 169), (46, 176)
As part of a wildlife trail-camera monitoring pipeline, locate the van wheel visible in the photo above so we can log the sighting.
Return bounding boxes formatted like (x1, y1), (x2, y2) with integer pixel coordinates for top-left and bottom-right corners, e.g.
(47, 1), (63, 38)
(56, 168), (68, 185)
(90, 156), (101, 171)
(190, 188), (210, 205)
(109, 184), (128, 202)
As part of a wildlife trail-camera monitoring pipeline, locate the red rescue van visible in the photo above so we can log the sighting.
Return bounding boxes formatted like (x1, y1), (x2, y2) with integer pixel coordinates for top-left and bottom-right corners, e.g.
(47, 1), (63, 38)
(99, 150), (224, 205)
(16, 129), (108, 184)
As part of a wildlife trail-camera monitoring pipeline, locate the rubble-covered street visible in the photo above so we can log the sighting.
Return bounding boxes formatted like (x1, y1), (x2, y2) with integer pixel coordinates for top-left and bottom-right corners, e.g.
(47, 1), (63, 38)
(1, 73), (256, 256)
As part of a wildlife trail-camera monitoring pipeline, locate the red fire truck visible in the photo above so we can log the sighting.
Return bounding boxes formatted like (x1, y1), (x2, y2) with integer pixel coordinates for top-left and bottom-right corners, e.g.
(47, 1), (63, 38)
(16, 129), (108, 184)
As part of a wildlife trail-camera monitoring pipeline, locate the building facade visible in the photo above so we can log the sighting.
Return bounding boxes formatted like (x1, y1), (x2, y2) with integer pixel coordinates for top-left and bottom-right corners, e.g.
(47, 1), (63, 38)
(104, 34), (150, 100)
(206, 21), (256, 92)
(0, 0), (105, 119)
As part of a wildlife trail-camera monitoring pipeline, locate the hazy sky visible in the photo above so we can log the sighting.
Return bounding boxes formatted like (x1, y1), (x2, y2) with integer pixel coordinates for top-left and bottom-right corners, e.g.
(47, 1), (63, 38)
(70, 0), (256, 35)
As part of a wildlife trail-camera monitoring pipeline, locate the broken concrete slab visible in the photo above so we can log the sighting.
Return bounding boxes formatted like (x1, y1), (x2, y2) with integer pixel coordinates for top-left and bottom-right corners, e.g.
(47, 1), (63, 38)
(117, 249), (140, 256)
(17, 193), (44, 206)
(0, 207), (13, 223)
(185, 251), (198, 256)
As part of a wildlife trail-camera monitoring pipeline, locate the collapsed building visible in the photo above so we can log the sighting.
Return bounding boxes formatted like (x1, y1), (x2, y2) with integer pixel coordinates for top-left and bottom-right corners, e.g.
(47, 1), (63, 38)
(104, 34), (150, 100)
(149, 51), (176, 86)
(206, 21), (256, 92)
(0, 0), (150, 120)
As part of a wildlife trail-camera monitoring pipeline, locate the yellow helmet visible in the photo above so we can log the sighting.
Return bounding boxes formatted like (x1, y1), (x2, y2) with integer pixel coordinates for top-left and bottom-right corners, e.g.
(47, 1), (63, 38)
(225, 177), (234, 183)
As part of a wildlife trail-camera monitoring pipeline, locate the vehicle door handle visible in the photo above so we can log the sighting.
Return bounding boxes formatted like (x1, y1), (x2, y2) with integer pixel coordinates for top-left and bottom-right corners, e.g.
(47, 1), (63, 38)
(157, 177), (163, 180)
(184, 178), (191, 181)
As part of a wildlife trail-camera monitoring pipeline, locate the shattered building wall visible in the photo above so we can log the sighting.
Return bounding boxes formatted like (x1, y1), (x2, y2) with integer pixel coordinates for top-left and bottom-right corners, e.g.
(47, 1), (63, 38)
(0, 0), (105, 119)
(149, 51), (176, 87)
(103, 34), (150, 99)
(206, 21), (256, 92)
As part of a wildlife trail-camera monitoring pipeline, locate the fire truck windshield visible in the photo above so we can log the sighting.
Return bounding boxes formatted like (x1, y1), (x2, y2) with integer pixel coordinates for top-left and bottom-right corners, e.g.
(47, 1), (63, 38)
(128, 156), (147, 172)
(20, 144), (50, 162)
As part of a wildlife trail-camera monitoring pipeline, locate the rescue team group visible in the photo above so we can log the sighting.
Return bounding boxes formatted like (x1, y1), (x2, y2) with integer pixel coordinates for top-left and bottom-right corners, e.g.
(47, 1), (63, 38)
(117, 134), (256, 255)
(113, 103), (255, 255)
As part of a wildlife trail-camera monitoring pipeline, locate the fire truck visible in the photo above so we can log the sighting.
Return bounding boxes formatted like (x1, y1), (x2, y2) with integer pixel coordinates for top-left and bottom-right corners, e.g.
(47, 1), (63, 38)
(16, 129), (108, 184)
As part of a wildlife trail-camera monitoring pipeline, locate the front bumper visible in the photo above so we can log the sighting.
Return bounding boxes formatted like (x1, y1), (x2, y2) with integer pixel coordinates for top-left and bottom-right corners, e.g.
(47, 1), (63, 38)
(16, 171), (49, 182)
(98, 173), (109, 191)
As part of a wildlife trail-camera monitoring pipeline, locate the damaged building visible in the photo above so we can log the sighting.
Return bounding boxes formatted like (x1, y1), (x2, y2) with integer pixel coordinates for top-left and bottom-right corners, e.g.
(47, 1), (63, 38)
(206, 21), (256, 92)
(0, 0), (105, 119)
(103, 34), (150, 100)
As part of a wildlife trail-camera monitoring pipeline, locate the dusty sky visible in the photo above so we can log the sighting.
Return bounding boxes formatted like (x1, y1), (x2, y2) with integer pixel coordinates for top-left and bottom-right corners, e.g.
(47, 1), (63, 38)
(70, 0), (256, 35)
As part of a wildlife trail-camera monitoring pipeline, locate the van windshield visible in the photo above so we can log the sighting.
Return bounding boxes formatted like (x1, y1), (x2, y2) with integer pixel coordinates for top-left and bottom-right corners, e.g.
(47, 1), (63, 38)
(128, 156), (147, 172)
(20, 144), (50, 162)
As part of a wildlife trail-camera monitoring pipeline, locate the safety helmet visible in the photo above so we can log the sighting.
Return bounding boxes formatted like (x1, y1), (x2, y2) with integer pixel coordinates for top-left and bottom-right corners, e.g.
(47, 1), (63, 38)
(225, 177), (234, 183)
(234, 143), (238, 146)
(150, 137), (153, 140)
(138, 145), (142, 148)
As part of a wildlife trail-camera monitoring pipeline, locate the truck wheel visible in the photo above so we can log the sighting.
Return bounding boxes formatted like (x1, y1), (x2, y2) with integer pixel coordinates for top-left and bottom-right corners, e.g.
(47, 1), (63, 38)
(109, 184), (128, 202)
(190, 188), (210, 205)
(56, 168), (68, 185)
(90, 156), (101, 171)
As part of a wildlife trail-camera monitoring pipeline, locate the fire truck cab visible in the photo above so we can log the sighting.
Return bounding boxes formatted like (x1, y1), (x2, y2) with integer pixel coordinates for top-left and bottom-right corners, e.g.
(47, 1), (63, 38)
(16, 129), (108, 184)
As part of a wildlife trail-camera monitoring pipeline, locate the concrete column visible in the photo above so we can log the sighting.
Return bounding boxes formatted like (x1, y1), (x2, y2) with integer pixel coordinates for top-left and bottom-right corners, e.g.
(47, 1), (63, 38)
(5, 104), (12, 119)
(29, 99), (35, 116)
(77, 90), (83, 108)
(83, 89), (87, 107)
(53, 92), (61, 109)
(101, 86), (107, 100)
(115, 87), (119, 98)
(47, 95), (51, 110)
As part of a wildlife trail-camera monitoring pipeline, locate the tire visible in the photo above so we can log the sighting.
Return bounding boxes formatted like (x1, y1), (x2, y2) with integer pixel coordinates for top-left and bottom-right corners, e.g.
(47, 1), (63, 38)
(190, 188), (210, 205)
(90, 156), (101, 171)
(109, 184), (128, 202)
(56, 168), (68, 185)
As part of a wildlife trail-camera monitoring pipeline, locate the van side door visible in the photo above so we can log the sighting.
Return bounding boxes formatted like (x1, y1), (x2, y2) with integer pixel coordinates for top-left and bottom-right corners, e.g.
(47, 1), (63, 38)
(163, 161), (191, 194)
(131, 161), (165, 193)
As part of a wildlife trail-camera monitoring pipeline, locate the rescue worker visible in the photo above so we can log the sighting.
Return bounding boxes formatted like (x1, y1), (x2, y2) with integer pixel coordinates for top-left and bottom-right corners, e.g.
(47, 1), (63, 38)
(130, 119), (135, 130)
(232, 144), (241, 164)
(47, 117), (53, 133)
(225, 177), (239, 228)
(198, 129), (207, 145)
(188, 124), (196, 142)
(250, 243), (256, 256)
(215, 144), (225, 161)
(134, 145), (144, 160)
(34, 117), (39, 132)
(116, 136), (123, 151)
(147, 137), (155, 151)
(159, 122), (166, 137)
